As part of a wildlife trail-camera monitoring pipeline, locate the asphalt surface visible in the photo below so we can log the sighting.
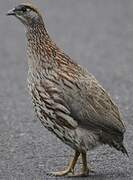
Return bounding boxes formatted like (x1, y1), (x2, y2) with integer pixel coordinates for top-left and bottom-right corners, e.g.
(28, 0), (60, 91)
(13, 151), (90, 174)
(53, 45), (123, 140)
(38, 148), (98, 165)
(0, 0), (132, 180)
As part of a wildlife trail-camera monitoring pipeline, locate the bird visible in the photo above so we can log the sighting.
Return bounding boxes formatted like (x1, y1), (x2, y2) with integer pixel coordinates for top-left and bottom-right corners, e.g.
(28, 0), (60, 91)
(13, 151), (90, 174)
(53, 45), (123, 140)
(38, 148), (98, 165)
(7, 3), (128, 177)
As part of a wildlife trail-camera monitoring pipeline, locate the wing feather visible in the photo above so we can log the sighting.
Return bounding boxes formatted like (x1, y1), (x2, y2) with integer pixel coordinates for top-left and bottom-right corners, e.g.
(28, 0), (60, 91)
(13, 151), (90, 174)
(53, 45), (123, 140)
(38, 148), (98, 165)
(63, 74), (126, 134)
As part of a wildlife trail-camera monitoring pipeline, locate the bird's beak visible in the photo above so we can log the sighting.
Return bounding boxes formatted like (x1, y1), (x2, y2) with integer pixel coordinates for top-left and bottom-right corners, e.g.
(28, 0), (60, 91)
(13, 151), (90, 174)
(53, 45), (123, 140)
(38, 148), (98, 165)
(6, 8), (16, 16)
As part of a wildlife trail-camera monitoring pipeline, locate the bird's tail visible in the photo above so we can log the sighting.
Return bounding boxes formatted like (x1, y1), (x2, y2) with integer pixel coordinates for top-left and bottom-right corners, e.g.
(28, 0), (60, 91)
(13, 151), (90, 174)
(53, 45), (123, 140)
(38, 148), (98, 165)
(100, 131), (128, 157)
(112, 140), (129, 157)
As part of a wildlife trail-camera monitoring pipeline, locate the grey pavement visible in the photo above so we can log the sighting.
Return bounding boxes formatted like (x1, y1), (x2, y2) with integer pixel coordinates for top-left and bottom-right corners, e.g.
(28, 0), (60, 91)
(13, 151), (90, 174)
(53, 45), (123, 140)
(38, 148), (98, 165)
(0, 0), (132, 180)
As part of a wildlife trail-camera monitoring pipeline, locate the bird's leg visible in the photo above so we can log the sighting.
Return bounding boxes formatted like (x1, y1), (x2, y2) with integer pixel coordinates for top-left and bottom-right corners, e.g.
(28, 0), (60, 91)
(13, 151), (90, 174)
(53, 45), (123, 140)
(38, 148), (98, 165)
(77, 152), (94, 176)
(48, 151), (80, 176)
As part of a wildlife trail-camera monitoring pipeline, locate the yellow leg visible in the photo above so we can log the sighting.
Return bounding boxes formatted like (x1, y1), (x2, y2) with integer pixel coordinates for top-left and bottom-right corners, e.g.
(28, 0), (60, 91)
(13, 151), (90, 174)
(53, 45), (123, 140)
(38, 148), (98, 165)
(48, 151), (80, 176)
(77, 152), (94, 176)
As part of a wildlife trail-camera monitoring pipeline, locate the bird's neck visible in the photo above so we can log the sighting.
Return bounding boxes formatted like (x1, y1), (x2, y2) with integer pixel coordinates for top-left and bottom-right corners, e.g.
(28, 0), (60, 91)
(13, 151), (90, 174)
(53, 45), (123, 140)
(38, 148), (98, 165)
(26, 23), (50, 51)
(26, 23), (57, 71)
(27, 22), (49, 41)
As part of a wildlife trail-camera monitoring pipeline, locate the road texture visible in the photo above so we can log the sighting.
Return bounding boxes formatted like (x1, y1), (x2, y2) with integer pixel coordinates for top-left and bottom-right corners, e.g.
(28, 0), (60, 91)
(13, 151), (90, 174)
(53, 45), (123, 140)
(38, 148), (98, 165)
(0, 0), (132, 179)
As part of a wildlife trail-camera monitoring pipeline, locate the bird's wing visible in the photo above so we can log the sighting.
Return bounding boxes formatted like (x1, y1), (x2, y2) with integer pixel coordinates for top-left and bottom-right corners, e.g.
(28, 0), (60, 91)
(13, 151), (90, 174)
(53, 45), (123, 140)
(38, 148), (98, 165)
(38, 67), (125, 134)
(64, 74), (126, 134)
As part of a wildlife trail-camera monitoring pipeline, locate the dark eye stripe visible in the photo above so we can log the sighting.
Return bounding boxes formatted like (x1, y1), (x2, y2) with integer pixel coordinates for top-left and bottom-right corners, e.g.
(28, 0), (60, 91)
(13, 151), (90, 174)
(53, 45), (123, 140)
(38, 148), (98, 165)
(15, 4), (37, 14)
(15, 5), (27, 12)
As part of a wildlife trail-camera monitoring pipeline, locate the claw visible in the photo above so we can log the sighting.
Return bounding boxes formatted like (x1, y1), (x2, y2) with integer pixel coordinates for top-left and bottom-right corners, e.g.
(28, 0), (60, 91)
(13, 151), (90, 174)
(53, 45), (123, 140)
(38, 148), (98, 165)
(47, 168), (74, 177)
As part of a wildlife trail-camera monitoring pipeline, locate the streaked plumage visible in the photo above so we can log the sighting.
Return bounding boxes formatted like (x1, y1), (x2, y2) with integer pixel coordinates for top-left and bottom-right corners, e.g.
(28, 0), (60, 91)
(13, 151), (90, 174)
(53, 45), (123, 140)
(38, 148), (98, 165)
(7, 3), (128, 176)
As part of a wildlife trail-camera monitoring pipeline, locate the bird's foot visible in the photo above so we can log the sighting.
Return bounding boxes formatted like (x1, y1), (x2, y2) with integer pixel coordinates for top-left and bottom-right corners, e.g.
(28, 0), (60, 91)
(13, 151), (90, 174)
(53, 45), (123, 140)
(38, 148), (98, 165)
(47, 167), (74, 176)
(74, 152), (95, 177)
(48, 151), (80, 177)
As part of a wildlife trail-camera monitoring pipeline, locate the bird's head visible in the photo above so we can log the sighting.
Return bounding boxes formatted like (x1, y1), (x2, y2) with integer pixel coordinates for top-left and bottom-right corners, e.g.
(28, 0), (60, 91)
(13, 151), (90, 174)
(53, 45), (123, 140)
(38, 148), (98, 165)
(7, 3), (43, 27)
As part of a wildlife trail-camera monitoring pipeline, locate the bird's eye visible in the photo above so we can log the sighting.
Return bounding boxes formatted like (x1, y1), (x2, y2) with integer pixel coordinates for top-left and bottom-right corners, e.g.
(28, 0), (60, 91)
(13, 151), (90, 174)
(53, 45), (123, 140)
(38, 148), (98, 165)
(21, 7), (27, 13)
